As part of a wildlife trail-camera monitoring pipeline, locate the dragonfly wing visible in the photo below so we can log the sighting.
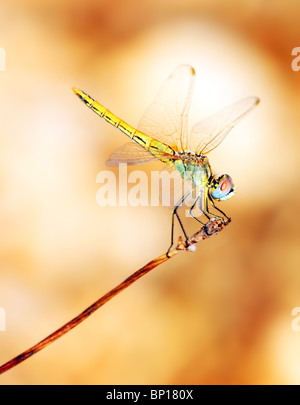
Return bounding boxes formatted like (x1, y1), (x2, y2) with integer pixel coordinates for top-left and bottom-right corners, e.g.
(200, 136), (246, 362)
(189, 97), (260, 155)
(106, 141), (158, 165)
(137, 64), (195, 152)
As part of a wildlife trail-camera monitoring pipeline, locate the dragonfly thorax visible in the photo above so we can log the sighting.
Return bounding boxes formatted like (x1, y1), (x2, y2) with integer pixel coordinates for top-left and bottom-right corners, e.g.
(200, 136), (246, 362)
(173, 152), (212, 188)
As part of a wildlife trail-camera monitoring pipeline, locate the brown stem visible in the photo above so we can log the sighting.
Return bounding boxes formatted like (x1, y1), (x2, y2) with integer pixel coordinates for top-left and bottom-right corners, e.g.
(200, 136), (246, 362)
(0, 217), (229, 376)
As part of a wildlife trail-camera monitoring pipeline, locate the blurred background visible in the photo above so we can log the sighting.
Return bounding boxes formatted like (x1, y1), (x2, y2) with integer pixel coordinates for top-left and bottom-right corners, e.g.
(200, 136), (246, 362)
(0, 0), (300, 385)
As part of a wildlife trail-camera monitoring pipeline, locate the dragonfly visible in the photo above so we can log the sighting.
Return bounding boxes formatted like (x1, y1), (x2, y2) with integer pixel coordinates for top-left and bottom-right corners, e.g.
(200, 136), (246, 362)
(73, 65), (259, 255)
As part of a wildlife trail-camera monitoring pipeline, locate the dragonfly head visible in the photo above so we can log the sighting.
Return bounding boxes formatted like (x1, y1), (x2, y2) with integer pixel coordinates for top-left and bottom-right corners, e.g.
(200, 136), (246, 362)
(209, 174), (235, 201)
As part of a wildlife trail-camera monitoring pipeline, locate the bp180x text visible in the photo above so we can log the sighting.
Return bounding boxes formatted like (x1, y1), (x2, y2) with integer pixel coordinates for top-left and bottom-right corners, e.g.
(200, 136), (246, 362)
(150, 390), (193, 399)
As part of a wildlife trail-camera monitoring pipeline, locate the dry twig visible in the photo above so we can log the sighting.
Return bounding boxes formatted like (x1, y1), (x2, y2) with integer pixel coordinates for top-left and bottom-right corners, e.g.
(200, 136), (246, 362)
(0, 217), (229, 375)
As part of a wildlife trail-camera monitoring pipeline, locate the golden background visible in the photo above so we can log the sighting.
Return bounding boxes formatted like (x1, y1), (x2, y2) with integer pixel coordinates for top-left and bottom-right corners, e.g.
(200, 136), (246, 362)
(0, 0), (300, 384)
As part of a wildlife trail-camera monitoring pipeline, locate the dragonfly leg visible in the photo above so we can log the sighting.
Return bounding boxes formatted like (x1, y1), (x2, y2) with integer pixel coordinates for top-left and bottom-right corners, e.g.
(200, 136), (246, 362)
(194, 188), (224, 223)
(167, 209), (175, 257)
(197, 189), (212, 221)
(166, 194), (189, 257)
(206, 192), (230, 221)
(192, 189), (212, 222)
(188, 196), (206, 226)
(175, 207), (188, 240)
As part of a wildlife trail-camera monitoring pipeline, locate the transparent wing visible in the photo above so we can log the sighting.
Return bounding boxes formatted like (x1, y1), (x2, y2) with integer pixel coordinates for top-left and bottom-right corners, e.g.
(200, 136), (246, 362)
(106, 141), (157, 165)
(137, 64), (196, 152)
(189, 97), (260, 155)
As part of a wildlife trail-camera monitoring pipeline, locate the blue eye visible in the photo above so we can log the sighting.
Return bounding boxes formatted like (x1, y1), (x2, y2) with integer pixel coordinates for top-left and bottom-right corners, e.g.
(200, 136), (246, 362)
(211, 175), (235, 201)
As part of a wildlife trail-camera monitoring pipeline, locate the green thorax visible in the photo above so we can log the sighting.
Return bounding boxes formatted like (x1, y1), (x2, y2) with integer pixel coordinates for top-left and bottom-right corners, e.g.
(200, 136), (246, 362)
(172, 153), (212, 187)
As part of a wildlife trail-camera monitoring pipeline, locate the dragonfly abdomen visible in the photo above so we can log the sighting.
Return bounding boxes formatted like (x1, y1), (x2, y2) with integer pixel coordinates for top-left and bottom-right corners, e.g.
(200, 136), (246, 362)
(73, 87), (176, 161)
(134, 136), (176, 162)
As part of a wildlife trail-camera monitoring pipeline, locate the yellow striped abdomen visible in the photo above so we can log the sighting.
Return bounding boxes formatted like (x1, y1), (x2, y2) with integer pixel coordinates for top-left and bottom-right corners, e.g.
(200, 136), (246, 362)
(73, 88), (175, 163)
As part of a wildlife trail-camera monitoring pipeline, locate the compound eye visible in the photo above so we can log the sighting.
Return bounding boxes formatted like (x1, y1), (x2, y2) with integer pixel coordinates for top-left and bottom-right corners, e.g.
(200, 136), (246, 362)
(211, 175), (235, 201)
